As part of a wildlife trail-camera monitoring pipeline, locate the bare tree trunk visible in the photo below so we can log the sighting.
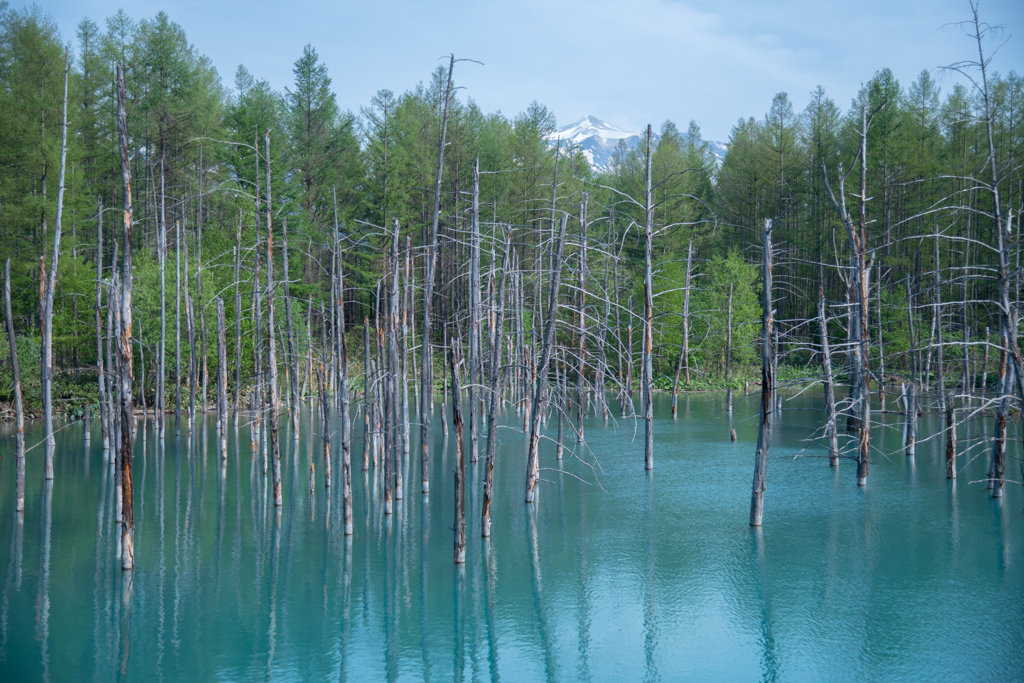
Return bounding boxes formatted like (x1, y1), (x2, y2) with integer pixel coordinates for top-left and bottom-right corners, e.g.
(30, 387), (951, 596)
(402, 236), (411, 456)
(726, 283), (734, 414)
(198, 146), (208, 420)
(818, 288), (839, 466)
(363, 318), (371, 472)
(175, 220), (181, 435)
(672, 240), (694, 418)
(389, 218), (403, 502)
(525, 213), (568, 503)
(217, 298), (228, 460)
(904, 278), (918, 458)
(40, 50), (69, 480)
(934, 225), (946, 411)
(576, 195), (588, 442)
(823, 104), (874, 486)
(945, 392), (956, 479)
(642, 125), (655, 471)
(750, 218), (774, 527)
(5, 259), (26, 511)
(116, 63), (135, 570)
(482, 231), (510, 538)
(469, 158), (482, 463)
(318, 364), (330, 493)
(96, 199), (109, 452)
(157, 152), (166, 438)
(281, 218), (299, 437)
(450, 344), (466, 563)
(234, 216), (243, 419)
(421, 55), (455, 495)
(265, 131), (282, 508)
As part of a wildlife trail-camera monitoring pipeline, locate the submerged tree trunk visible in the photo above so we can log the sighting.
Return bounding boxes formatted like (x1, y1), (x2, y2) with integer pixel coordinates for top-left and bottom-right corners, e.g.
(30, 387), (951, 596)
(726, 282), (734, 414)
(525, 213), (568, 503)
(576, 195), (588, 443)
(282, 218), (299, 437)
(40, 50), (69, 480)
(217, 298), (228, 460)
(421, 55), (456, 495)
(116, 63), (135, 570)
(945, 392), (956, 479)
(818, 288), (839, 466)
(904, 278), (918, 457)
(450, 345), (466, 564)
(482, 231), (510, 537)
(96, 199), (109, 452)
(750, 218), (774, 527)
(265, 131), (283, 508)
(642, 125), (655, 470)
(469, 159), (482, 463)
(5, 259), (26, 512)
(672, 240), (694, 418)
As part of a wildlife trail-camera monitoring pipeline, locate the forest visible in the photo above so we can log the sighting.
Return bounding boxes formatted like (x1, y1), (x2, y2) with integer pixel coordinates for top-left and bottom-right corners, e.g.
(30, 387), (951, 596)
(1, 1), (1023, 559)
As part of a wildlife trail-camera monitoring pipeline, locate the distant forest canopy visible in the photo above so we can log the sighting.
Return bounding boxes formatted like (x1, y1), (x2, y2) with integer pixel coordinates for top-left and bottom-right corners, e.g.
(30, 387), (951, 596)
(0, 2), (1021, 411)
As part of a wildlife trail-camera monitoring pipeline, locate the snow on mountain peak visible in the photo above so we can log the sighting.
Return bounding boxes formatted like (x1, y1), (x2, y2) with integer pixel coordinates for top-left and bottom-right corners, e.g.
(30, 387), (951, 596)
(545, 115), (727, 175)
(544, 115), (639, 145)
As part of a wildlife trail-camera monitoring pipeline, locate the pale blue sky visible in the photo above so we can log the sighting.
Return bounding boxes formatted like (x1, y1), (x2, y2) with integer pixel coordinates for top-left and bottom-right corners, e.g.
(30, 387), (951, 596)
(37, 0), (1024, 142)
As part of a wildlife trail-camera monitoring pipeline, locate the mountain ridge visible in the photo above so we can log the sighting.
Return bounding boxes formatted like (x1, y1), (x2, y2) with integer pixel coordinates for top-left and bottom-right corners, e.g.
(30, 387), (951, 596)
(544, 115), (727, 175)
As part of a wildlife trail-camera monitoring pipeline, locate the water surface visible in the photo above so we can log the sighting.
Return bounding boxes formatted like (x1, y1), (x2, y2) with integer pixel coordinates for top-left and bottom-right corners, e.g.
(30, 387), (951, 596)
(0, 391), (1021, 681)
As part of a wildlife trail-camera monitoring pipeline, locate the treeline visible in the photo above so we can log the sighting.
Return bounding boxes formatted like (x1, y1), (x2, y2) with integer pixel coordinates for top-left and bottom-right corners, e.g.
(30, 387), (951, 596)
(0, 2), (1022, 420)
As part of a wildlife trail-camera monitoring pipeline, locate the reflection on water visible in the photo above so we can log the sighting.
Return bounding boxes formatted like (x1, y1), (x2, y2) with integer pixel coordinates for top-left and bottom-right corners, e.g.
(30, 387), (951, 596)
(0, 392), (1022, 681)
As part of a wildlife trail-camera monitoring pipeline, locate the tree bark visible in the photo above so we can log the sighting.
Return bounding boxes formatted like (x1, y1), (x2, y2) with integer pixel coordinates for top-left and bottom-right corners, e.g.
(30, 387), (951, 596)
(96, 199), (109, 451)
(5, 259), (26, 511)
(116, 63), (135, 570)
(642, 125), (655, 470)
(265, 131), (282, 507)
(450, 344), (466, 563)
(40, 50), (69, 479)
(482, 231), (510, 537)
(818, 288), (839, 466)
(421, 54), (455, 495)
(672, 240), (694, 417)
(576, 195), (588, 442)
(217, 298), (228, 460)
(750, 218), (774, 527)
(525, 213), (568, 503)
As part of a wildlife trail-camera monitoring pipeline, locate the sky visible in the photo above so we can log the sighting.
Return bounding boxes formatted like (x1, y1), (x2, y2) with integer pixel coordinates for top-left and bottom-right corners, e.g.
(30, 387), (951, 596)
(36, 0), (1024, 143)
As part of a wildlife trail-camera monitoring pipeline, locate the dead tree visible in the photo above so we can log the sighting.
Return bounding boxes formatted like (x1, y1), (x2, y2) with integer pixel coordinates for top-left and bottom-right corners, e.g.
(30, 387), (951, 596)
(116, 63), (135, 570)
(468, 158), (482, 463)
(5, 259), (26, 512)
(823, 103), (879, 486)
(175, 220), (182, 435)
(450, 344), (466, 564)
(265, 131), (283, 507)
(672, 240), (694, 418)
(818, 287), (839, 466)
(421, 55), (455, 495)
(96, 199), (109, 451)
(481, 230), (510, 537)
(642, 125), (655, 470)
(40, 50), (69, 479)
(726, 282), (734, 414)
(576, 195), (589, 443)
(525, 213), (568, 503)
(750, 218), (775, 527)
(904, 278), (918, 458)
(217, 298), (228, 460)
(282, 218), (300, 436)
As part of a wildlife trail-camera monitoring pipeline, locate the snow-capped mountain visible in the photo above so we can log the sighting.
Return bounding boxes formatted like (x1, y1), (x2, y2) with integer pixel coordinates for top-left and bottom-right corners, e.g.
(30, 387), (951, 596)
(544, 115), (727, 175)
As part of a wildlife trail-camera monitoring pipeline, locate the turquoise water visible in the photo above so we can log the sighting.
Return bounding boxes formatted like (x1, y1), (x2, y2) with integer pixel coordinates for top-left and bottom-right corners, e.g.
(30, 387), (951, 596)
(0, 391), (1021, 681)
